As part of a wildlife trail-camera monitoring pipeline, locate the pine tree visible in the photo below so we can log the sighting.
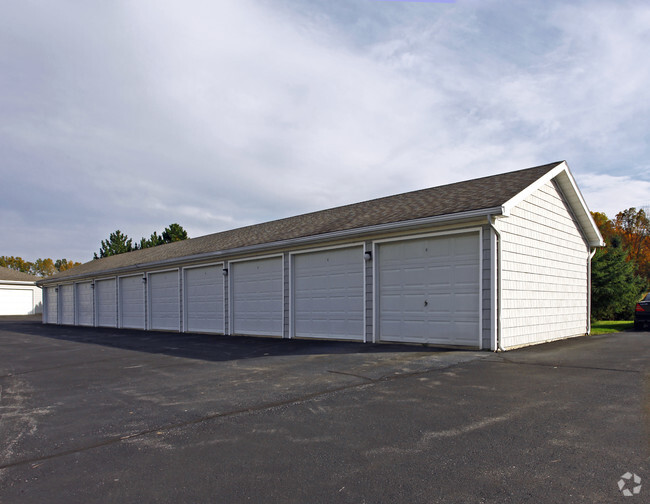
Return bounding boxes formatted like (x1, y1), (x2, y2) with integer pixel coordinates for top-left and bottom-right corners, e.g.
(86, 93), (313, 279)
(94, 230), (134, 259)
(162, 223), (188, 243)
(591, 237), (647, 320)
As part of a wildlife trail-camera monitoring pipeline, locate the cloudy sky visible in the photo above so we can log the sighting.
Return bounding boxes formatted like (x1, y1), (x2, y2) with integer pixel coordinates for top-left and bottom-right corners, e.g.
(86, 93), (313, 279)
(2, 0), (649, 262)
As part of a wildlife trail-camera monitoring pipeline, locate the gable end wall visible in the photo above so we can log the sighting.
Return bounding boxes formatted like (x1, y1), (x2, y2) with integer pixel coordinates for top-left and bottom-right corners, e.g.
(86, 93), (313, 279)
(498, 181), (589, 348)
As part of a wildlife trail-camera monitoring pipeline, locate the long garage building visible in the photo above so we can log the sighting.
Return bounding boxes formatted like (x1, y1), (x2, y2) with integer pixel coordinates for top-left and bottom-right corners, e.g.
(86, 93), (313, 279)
(37, 161), (604, 350)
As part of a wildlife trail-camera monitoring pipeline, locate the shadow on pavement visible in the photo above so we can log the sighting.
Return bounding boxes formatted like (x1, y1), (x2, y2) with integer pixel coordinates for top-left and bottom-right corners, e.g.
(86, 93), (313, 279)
(0, 316), (458, 364)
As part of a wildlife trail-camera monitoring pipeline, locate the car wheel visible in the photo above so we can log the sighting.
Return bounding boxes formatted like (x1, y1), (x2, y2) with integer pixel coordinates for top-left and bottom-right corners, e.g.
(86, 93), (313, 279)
(634, 321), (643, 331)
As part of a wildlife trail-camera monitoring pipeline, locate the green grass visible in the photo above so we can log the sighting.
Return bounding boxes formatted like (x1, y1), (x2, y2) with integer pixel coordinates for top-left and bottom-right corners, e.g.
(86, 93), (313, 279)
(590, 320), (633, 335)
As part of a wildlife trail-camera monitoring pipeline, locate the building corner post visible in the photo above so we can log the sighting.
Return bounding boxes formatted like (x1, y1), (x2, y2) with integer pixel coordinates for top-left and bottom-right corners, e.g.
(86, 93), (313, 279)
(488, 215), (504, 352)
(587, 247), (597, 335)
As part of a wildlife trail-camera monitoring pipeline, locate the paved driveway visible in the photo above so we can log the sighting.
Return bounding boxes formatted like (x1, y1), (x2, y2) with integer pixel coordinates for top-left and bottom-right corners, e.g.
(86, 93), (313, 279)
(0, 317), (647, 503)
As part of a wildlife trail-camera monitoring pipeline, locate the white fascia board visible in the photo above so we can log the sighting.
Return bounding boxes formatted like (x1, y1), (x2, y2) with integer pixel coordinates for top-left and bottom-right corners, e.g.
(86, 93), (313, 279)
(553, 168), (605, 247)
(501, 161), (604, 247)
(501, 161), (568, 215)
(0, 280), (39, 286)
(36, 206), (503, 286)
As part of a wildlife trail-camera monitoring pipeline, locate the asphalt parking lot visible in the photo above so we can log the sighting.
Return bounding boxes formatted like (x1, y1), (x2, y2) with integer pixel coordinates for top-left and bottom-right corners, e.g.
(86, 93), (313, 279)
(0, 316), (648, 503)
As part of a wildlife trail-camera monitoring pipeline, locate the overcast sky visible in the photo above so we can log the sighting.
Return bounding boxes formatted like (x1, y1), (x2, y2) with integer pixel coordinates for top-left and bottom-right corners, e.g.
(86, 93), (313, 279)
(2, 0), (649, 262)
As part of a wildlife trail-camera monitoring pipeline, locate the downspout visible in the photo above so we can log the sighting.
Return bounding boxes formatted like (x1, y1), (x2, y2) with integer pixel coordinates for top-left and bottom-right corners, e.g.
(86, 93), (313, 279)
(587, 247), (597, 335)
(488, 215), (504, 352)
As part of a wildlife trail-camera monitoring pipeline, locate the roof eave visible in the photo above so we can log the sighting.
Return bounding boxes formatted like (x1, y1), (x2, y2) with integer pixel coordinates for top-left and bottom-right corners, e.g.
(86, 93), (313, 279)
(501, 161), (605, 248)
(37, 206), (504, 285)
(0, 279), (39, 286)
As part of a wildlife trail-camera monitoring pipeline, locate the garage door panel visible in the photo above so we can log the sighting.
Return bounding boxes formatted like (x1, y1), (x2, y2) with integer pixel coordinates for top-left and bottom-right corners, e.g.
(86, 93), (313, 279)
(119, 276), (144, 329)
(403, 268), (428, 284)
(45, 287), (58, 323)
(149, 271), (179, 331)
(453, 233), (477, 249)
(59, 285), (74, 325)
(293, 247), (363, 341)
(185, 265), (224, 334)
(232, 257), (283, 336)
(455, 291), (479, 304)
(96, 279), (117, 327)
(76, 282), (94, 326)
(378, 233), (480, 346)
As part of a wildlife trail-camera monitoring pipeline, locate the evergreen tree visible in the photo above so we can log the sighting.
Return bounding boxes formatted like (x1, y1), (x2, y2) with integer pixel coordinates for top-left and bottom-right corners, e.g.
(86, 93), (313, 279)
(94, 230), (133, 259)
(162, 223), (188, 243)
(95, 224), (189, 258)
(591, 236), (647, 320)
(138, 231), (164, 250)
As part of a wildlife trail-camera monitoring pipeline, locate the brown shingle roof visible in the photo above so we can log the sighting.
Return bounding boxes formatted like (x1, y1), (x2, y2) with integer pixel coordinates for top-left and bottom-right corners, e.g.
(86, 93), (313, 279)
(0, 266), (39, 283)
(40, 162), (562, 283)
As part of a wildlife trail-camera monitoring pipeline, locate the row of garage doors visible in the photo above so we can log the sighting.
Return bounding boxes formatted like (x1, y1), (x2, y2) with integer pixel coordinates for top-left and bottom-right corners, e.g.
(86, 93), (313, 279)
(44, 232), (482, 346)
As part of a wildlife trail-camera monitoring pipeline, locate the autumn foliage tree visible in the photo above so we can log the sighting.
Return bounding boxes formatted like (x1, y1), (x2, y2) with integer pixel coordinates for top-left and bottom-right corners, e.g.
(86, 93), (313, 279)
(0, 256), (32, 273)
(0, 256), (82, 277)
(591, 208), (649, 320)
(613, 208), (650, 280)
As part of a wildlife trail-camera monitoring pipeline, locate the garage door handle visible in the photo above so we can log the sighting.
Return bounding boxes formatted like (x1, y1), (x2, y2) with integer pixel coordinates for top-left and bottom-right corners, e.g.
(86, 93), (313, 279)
(424, 300), (428, 307)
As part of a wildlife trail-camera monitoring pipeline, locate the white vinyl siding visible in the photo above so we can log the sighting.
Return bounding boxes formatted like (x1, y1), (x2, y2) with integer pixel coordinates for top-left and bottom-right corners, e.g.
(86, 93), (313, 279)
(119, 275), (145, 329)
(75, 282), (94, 326)
(498, 181), (588, 348)
(59, 284), (74, 325)
(292, 246), (364, 341)
(231, 257), (283, 337)
(377, 232), (480, 346)
(184, 265), (224, 334)
(148, 270), (180, 331)
(45, 286), (58, 323)
(96, 278), (117, 327)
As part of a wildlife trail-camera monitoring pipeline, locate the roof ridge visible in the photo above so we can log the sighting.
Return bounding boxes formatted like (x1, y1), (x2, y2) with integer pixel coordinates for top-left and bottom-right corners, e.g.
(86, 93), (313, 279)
(198, 160), (565, 236)
(40, 161), (565, 283)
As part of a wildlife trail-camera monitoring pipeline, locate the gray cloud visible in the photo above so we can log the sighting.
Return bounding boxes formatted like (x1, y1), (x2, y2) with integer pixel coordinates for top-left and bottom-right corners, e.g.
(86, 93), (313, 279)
(2, 0), (649, 261)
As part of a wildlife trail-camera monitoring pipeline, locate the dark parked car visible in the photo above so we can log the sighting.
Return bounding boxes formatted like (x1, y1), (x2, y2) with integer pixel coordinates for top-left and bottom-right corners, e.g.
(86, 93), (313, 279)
(634, 293), (650, 330)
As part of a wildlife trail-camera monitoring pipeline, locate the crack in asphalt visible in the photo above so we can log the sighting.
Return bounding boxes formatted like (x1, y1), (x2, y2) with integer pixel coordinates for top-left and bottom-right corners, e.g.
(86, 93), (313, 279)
(326, 369), (375, 381)
(490, 355), (642, 374)
(0, 357), (131, 379)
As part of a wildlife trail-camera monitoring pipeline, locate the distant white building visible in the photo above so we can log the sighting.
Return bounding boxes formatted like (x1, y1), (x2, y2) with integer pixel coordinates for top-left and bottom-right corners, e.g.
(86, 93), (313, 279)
(0, 266), (43, 315)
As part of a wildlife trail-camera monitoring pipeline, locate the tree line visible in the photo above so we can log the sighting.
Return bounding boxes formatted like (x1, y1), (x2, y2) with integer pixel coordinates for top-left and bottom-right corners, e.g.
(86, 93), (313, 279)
(0, 256), (82, 277)
(591, 207), (649, 320)
(2, 223), (189, 277)
(94, 223), (188, 258)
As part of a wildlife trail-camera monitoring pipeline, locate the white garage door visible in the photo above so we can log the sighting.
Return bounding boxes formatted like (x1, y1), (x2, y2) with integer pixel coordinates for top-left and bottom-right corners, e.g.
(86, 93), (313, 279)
(0, 288), (33, 315)
(149, 270), (180, 331)
(119, 275), (145, 329)
(45, 286), (58, 324)
(96, 278), (117, 327)
(231, 257), (283, 336)
(59, 284), (75, 325)
(76, 282), (94, 326)
(377, 232), (480, 346)
(184, 265), (224, 334)
(292, 246), (364, 340)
